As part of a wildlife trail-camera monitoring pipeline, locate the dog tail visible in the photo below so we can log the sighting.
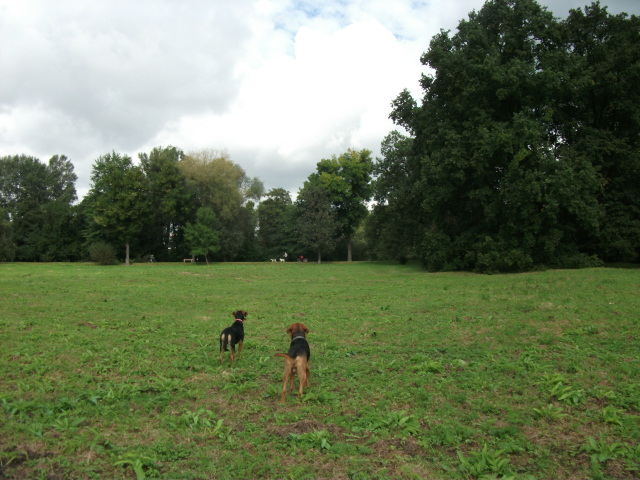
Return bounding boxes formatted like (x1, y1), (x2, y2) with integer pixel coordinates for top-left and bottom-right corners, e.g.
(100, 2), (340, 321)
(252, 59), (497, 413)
(274, 353), (293, 361)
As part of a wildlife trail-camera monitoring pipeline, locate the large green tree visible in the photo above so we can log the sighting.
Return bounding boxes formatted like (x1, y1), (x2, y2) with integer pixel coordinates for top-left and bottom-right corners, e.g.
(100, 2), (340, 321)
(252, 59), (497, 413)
(367, 131), (420, 262)
(307, 149), (373, 261)
(0, 154), (79, 261)
(256, 188), (295, 259)
(295, 183), (339, 264)
(183, 207), (221, 265)
(561, 3), (640, 262)
(139, 146), (194, 260)
(384, 0), (638, 272)
(85, 152), (150, 265)
(179, 149), (264, 261)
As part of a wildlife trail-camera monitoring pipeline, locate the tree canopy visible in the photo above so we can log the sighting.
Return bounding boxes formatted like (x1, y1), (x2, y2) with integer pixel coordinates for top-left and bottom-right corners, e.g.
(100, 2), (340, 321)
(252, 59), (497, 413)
(376, 0), (640, 271)
(306, 148), (373, 261)
(295, 182), (339, 264)
(85, 152), (150, 265)
(184, 207), (221, 265)
(0, 154), (80, 261)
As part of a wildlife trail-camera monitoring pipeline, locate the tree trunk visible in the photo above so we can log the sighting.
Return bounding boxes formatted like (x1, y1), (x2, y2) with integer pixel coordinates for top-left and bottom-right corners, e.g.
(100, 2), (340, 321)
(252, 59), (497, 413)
(125, 241), (130, 266)
(317, 248), (322, 264)
(347, 237), (353, 262)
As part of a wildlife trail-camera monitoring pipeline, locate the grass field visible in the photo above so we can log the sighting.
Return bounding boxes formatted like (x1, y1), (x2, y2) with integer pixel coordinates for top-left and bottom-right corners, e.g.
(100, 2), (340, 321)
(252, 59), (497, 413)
(0, 261), (638, 479)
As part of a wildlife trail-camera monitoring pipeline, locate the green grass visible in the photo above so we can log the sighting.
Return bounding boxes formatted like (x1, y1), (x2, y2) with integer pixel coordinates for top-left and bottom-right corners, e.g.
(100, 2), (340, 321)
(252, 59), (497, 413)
(0, 261), (638, 479)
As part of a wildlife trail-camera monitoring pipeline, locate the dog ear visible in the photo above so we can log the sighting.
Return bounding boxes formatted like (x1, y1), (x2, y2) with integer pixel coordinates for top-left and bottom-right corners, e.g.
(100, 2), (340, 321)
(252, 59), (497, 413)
(232, 311), (238, 317)
(242, 310), (248, 317)
(285, 325), (293, 336)
(303, 325), (310, 334)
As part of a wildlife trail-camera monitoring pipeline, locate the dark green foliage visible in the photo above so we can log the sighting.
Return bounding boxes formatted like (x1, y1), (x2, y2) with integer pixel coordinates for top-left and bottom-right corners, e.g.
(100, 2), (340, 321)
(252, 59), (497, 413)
(84, 152), (151, 265)
(295, 182), (339, 263)
(306, 149), (373, 261)
(138, 146), (193, 261)
(367, 131), (421, 262)
(183, 207), (221, 264)
(381, 0), (640, 271)
(88, 241), (117, 265)
(257, 188), (296, 259)
(0, 154), (80, 261)
(562, 4), (640, 262)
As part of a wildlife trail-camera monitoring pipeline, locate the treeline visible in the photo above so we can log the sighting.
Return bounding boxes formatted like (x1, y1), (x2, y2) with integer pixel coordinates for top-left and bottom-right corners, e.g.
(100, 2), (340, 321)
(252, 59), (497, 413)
(1, 0), (639, 271)
(0, 147), (374, 264)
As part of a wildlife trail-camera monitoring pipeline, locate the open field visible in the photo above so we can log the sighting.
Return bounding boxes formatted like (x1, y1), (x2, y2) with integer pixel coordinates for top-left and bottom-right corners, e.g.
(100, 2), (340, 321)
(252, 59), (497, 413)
(1, 262), (639, 479)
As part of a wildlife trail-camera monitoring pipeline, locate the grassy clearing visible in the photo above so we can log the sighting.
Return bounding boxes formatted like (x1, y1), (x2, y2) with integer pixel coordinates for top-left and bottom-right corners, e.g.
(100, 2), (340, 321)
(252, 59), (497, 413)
(0, 261), (638, 479)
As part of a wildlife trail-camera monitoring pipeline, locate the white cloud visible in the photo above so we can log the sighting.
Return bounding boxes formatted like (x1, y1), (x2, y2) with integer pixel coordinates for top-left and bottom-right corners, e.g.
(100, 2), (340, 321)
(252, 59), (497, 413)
(1, 0), (639, 198)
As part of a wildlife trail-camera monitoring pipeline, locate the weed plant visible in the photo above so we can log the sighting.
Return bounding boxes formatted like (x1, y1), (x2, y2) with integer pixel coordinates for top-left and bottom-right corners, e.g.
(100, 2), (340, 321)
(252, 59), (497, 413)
(0, 262), (638, 479)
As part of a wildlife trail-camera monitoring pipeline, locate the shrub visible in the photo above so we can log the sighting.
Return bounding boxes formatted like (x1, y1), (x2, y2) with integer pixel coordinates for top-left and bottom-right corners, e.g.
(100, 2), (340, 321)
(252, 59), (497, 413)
(89, 241), (117, 265)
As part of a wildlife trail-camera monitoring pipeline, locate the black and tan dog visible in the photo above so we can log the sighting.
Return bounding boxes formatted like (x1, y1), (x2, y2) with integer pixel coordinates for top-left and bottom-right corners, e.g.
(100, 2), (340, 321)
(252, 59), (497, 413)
(219, 310), (248, 366)
(274, 323), (311, 402)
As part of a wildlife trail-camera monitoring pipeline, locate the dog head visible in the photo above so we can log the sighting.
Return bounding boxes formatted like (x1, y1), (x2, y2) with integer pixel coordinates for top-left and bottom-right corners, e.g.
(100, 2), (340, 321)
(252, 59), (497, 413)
(233, 310), (248, 320)
(286, 323), (309, 338)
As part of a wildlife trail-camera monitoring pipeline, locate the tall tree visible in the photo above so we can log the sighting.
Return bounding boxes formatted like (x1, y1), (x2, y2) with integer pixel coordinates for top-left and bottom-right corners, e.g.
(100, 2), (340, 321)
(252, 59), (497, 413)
(0, 207), (15, 261)
(256, 188), (295, 258)
(295, 183), (339, 264)
(139, 146), (194, 260)
(0, 154), (79, 261)
(86, 152), (150, 265)
(387, 0), (619, 272)
(307, 148), (373, 261)
(183, 207), (221, 265)
(41, 155), (82, 261)
(0, 155), (49, 260)
(367, 131), (420, 262)
(179, 149), (264, 260)
(561, 3), (640, 262)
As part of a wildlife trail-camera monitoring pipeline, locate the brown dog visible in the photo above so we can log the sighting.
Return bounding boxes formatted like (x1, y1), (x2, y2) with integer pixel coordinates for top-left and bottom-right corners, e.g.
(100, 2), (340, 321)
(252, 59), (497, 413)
(274, 323), (311, 402)
(219, 310), (247, 366)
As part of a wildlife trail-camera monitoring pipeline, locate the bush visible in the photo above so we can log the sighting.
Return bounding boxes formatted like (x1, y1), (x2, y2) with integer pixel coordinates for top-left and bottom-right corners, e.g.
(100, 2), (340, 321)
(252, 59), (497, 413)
(89, 241), (117, 265)
(421, 229), (453, 271)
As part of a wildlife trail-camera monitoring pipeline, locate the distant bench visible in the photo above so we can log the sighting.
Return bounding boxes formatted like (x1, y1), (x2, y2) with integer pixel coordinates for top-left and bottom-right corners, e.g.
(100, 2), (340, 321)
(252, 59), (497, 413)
(183, 258), (194, 263)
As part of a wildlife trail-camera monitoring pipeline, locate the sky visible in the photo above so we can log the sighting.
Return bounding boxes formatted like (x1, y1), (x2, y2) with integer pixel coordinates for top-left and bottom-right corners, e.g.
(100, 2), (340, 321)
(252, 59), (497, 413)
(1, 0), (638, 201)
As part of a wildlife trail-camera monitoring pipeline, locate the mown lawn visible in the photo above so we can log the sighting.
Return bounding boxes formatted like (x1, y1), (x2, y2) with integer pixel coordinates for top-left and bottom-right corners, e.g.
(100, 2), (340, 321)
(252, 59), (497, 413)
(0, 262), (638, 479)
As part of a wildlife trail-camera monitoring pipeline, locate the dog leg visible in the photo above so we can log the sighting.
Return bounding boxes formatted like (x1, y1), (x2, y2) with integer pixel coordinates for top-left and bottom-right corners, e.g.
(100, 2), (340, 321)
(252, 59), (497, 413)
(289, 369), (296, 393)
(229, 344), (235, 366)
(281, 365), (291, 403)
(219, 336), (226, 365)
(296, 358), (308, 399)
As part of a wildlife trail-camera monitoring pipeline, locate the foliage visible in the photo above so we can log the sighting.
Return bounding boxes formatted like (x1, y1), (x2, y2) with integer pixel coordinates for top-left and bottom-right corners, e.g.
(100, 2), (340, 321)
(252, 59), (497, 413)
(256, 188), (296, 259)
(85, 152), (151, 265)
(179, 149), (264, 261)
(563, 4), (640, 263)
(295, 182), (339, 263)
(88, 241), (117, 265)
(138, 146), (193, 261)
(457, 444), (512, 478)
(1, 2), (639, 272)
(367, 131), (419, 262)
(0, 154), (80, 261)
(383, 0), (640, 271)
(183, 207), (221, 264)
(306, 149), (373, 261)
